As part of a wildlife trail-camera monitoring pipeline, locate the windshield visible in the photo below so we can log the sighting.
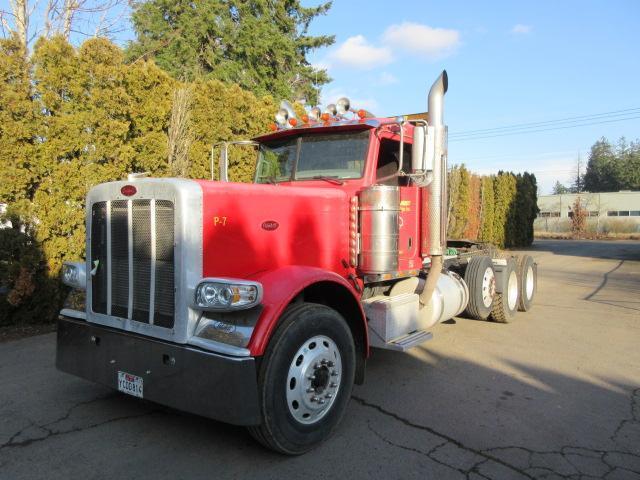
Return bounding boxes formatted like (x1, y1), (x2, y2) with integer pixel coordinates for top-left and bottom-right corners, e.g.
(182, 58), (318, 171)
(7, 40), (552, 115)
(255, 130), (370, 183)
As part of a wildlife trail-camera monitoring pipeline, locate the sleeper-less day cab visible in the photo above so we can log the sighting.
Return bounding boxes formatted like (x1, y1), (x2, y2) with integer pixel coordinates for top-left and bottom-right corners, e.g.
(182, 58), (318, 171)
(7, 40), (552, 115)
(57, 72), (537, 454)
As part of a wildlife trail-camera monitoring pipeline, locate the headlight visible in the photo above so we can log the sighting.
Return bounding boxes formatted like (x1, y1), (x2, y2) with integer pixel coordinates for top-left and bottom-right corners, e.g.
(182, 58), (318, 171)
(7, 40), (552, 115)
(194, 279), (262, 311)
(61, 261), (86, 290)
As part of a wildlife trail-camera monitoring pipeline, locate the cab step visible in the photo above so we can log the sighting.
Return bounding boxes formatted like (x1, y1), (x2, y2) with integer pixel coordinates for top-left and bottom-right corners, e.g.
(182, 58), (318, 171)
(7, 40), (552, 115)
(370, 329), (433, 352)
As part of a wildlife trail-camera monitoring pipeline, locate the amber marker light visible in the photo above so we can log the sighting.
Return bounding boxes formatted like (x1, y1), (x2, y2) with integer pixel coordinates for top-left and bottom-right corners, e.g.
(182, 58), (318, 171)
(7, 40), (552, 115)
(269, 123), (278, 131)
(301, 114), (309, 123)
(288, 118), (298, 127)
(357, 109), (367, 119)
(321, 113), (330, 122)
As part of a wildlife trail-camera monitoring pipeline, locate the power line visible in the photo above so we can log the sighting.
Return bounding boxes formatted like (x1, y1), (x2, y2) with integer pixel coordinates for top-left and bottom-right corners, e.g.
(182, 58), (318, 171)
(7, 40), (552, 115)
(455, 148), (583, 163)
(449, 114), (640, 142)
(449, 107), (640, 138)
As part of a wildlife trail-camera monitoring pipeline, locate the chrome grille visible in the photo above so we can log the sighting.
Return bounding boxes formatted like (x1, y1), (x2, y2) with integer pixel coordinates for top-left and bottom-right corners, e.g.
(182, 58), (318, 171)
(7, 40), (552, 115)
(90, 199), (175, 328)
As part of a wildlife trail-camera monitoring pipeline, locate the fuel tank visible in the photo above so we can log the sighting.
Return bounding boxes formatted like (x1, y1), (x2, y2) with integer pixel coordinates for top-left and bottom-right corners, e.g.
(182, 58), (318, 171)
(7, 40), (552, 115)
(196, 181), (351, 279)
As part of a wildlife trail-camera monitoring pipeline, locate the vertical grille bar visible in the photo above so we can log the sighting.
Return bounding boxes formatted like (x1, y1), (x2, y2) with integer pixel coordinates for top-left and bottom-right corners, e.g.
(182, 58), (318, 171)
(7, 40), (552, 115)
(110, 200), (129, 318)
(154, 200), (175, 328)
(106, 200), (112, 316)
(132, 199), (152, 323)
(127, 200), (133, 319)
(148, 199), (156, 325)
(90, 202), (108, 315)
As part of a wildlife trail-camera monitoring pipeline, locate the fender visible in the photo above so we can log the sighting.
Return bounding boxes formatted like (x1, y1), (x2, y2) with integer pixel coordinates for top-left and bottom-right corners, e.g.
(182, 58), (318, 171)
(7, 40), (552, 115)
(247, 265), (369, 359)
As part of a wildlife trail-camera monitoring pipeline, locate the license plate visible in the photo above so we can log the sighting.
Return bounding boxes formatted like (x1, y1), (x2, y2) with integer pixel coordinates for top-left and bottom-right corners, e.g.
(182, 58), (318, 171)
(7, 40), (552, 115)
(117, 371), (143, 398)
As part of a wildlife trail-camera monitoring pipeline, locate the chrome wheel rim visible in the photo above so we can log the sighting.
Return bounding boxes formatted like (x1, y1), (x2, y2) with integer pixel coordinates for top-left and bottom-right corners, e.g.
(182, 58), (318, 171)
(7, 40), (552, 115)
(525, 265), (534, 300)
(482, 267), (496, 308)
(286, 335), (342, 425)
(508, 270), (518, 310)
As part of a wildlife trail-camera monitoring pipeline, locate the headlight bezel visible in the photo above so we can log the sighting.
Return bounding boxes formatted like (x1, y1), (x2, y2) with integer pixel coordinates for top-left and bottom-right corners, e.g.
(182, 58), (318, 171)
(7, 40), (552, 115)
(193, 278), (263, 311)
(61, 261), (87, 290)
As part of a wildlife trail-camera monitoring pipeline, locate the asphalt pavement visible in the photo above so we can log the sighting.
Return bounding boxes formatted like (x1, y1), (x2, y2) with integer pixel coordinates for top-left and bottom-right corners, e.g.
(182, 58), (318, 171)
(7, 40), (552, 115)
(1, 239), (639, 479)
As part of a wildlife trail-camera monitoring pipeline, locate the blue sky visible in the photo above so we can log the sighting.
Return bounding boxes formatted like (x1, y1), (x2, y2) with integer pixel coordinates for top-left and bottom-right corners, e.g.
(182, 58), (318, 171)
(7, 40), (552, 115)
(305, 0), (640, 193)
(2, 0), (638, 193)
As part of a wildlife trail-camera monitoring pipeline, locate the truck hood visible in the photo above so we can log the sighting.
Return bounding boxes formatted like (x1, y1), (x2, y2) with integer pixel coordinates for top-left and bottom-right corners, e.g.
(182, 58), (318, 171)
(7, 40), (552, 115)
(196, 181), (351, 280)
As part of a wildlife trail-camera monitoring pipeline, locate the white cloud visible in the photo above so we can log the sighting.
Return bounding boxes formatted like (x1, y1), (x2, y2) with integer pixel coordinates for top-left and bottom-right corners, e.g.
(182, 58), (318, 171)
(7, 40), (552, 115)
(329, 35), (393, 70)
(382, 22), (461, 60)
(377, 72), (398, 86)
(511, 24), (533, 34)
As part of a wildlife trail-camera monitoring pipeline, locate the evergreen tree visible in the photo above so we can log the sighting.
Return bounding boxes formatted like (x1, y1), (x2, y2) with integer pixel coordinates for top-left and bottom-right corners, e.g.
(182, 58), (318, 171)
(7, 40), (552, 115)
(126, 0), (334, 103)
(570, 155), (585, 193)
(584, 137), (620, 192)
(0, 36), (38, 218)
(552, 181), (569, 194)
(617, 137), (640, 190)
(479, 176), (495, 244)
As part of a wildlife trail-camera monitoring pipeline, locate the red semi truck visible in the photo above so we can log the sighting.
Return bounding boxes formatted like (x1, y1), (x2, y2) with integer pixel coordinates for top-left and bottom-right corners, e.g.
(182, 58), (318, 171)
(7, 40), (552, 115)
(57, 71), (537, 454)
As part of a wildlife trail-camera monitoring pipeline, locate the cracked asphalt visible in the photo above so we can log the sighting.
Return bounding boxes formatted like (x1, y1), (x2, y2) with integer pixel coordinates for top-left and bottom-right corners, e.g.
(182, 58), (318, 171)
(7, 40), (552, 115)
(1, 239), (639, 479)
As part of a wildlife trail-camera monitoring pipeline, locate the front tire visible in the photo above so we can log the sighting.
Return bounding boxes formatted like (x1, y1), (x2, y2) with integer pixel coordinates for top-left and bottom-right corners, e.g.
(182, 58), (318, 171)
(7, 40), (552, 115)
(248, 303), (356, 455)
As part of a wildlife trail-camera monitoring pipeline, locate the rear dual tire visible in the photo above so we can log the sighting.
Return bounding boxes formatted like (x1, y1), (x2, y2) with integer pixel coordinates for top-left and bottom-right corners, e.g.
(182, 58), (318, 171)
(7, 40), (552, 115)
(463, 256), (496, 320)
(517, 255), (537, 312)
(490, 257), (519, 323)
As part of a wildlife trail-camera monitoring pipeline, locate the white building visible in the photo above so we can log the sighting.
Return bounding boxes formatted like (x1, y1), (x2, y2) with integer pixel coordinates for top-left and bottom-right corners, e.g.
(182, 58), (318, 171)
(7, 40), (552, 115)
(535, 191), (640, 233)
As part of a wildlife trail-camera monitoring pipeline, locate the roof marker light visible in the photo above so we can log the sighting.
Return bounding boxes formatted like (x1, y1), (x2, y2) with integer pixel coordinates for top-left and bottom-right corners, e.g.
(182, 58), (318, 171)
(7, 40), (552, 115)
(324, 104), (337, 117)
(336, 97), (351, 115)
(275, 108), (289, 127)
(309, 107), (322, 122)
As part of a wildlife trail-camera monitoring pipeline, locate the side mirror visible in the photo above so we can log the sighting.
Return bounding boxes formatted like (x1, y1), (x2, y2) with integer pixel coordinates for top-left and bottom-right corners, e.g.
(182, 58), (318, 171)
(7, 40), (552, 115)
(411, 125), (435, 172)
(219, 144), (229, 182)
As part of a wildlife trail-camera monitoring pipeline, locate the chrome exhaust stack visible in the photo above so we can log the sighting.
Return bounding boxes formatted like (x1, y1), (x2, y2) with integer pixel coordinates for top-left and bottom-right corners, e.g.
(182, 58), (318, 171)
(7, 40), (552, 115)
(419, 71), (449, 310)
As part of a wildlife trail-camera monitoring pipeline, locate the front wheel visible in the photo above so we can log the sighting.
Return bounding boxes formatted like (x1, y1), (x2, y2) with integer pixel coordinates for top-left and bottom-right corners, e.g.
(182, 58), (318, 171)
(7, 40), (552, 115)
(248, 303), (356, 455)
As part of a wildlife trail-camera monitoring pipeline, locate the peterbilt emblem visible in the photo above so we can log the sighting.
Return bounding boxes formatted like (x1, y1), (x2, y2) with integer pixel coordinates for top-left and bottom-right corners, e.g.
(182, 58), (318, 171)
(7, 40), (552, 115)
(261, 220), (279, 231)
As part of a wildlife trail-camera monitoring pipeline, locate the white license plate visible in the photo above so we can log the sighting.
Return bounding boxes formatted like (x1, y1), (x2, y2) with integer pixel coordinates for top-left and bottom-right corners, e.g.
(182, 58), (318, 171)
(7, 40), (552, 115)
(117, 371), (143, 398)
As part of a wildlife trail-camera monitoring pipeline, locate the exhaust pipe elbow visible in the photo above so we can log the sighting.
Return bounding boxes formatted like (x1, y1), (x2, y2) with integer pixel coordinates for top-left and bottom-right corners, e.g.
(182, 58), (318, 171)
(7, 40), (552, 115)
(428, 70), (448, 127)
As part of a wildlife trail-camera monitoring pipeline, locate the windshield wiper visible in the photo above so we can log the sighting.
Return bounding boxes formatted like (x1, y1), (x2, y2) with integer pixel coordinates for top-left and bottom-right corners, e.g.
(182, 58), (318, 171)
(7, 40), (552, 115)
(310, 176), (344, 185)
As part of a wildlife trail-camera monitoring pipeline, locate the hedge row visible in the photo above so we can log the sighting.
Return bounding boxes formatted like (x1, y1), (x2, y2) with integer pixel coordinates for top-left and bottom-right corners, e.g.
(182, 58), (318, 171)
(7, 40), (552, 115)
(0, 36), (276, 325)
(448, 166), (539, 248)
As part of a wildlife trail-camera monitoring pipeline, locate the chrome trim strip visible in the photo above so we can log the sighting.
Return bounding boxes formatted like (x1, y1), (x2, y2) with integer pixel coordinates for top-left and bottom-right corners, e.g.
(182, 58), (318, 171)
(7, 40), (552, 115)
(60, 308), (87, 320)
(187, 336), (251, 357)
(149, 199), (156, 325)
(127, 199), (133, 319)
(106, 200), (112, 316)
